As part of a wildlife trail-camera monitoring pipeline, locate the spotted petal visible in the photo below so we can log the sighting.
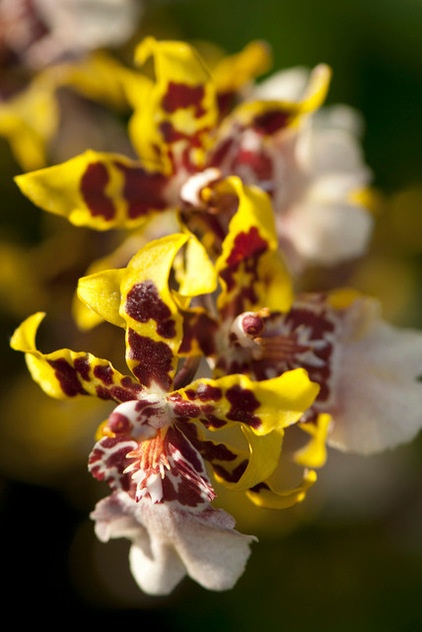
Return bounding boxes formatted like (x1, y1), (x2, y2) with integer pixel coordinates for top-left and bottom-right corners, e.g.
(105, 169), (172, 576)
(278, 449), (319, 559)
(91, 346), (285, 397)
(223, 63), (331, 135)
(168, 368), (319, 489)
(215, 176), (293, 318)
(118, 234), (187, 386)
(10, 312), (141, 402)
(131, 37), (217, 175)
(15, 150), (171, 230)
(211, 40), (272, 116)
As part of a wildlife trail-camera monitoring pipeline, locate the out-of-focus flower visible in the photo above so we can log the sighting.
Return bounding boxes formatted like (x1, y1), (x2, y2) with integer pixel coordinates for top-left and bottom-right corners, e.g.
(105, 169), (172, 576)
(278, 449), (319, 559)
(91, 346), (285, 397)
(0, 0), (144, 170)
(242, 70), (376, 271)
(11, 224), (319, 593)
(0, 0), (143, 69)
(15, 36), (375, 275)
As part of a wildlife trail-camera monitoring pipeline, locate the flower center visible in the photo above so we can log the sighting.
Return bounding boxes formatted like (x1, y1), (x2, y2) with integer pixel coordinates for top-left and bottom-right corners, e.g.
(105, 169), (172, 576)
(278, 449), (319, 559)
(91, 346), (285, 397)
(125, 428), (171, 503)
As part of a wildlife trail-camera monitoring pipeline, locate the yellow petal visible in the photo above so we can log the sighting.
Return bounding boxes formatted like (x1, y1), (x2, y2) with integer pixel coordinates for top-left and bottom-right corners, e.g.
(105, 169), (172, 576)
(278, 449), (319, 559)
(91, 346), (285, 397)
(176, 231), (217, 297)
(0, 74), (59, 170)
(216, 176), (293, 314)
(130, 37), (217, 174)
(10, 312), (136, 401)
(294, 413), (332, 468)
(77, 268), (126, 328)
(15, 150), (170, 230)
(212, 40), (272, 95)
(247, 469), (318, 509)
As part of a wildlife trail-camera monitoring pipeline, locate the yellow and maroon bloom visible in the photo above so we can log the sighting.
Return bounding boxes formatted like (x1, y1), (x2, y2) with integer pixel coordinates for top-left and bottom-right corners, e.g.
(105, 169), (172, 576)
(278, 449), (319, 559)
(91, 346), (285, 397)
(215, 288), (422, 460)
(10, 230), (319, 593)
(14, 36), (345, 269)
(13, 37), (270, 228)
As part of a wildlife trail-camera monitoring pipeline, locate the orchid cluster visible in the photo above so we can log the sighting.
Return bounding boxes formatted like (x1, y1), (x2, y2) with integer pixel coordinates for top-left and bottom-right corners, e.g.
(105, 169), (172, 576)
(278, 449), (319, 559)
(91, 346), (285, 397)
(10, 36), (422, 596)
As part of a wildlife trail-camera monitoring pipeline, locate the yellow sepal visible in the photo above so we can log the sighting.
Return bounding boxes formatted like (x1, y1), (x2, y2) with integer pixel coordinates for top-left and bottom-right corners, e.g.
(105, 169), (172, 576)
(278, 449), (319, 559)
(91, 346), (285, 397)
(247, 469), (318, 509)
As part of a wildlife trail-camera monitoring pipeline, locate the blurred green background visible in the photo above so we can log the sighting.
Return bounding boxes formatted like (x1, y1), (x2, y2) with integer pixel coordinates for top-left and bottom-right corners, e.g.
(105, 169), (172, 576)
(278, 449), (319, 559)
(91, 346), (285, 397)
(1, 0), (421, 629)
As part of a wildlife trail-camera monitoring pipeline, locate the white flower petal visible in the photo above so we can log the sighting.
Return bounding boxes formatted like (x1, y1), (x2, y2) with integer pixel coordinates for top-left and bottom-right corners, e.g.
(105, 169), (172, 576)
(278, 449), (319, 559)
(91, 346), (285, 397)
(130, 531), (186, 596)
(168, 507), (255, 591)
(279, 200), (373, 266)
(297, 126), (372, 182)
(90, 492), (255, 595)
(313, 104), (365, 137)
(328, 298), (422, 454)
(252, 67), (311, 101)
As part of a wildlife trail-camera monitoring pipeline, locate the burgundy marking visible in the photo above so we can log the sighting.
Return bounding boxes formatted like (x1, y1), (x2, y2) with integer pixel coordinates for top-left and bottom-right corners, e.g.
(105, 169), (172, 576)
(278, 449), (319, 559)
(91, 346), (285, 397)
(195, 438), (238, 463)
(73, 356), (91, 381)
(121, 377), (143, 393)
(47, 358), (88, 397)
(231, 147), (274, 184)
(172, 399), (201, 421)
(159, 121), (209, 149)
(217, 91), (237, 118)
(208, 136), (234, 169)
(199, 414), (227, 429)
(93, 364), (114, 385)
(88, 436), (137, 493)
(128, 329), (173, 391)
(80, 162), (115, 220)
(253, 109), (291, 134)
(162, 82), (206, 117)
(283, 301), (335, 404)
(107, 412), (133, 435)
(114, 162), (168, 220)
(168, 426), (203, 472)
(161, 427), (214, 507)
(179, 310), (218, 356)
(226, 227), (268, 269)
(161, 475), (178, 502)
(249, 481), (269, 493)
(95, 382), (141, 402)
(219, 227), (269, 313)
(212, 459), (248, 483)
(225, 384), (260, 428)
(195, 384), (223, 402)
(125, 281), (176, 339)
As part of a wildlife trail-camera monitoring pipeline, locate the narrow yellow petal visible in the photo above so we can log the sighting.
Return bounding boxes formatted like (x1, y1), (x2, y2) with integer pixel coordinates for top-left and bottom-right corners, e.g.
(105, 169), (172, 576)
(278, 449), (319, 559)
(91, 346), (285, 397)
(247, 469), (318, 509)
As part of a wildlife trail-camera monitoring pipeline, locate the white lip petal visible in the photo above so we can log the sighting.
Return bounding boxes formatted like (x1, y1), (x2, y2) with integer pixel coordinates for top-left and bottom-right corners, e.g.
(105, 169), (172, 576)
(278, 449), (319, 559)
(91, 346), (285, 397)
(91, 492), (255, 595)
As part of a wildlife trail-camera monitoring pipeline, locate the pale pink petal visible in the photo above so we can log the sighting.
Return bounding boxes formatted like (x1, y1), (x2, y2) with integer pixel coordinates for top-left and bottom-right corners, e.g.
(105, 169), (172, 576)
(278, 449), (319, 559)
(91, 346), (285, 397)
(328, 297), (422, 454)
(91, 492), (255, 595)
(251, 67), (311, 101)
(279, 200), (373, 266)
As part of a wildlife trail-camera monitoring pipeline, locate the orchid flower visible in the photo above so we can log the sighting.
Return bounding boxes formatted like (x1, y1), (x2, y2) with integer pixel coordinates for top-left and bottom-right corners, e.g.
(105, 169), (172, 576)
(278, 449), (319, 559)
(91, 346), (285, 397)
(216, 289), (422, 457)
(10, 229), (319, 593)
(0, 0), (143, 170)
(14, 36), (374, 274)
(0, 0), (143, 69)
(178, 177), (422, 507)
(178, 175), (330, 507)
(238, 66), (377, 271)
